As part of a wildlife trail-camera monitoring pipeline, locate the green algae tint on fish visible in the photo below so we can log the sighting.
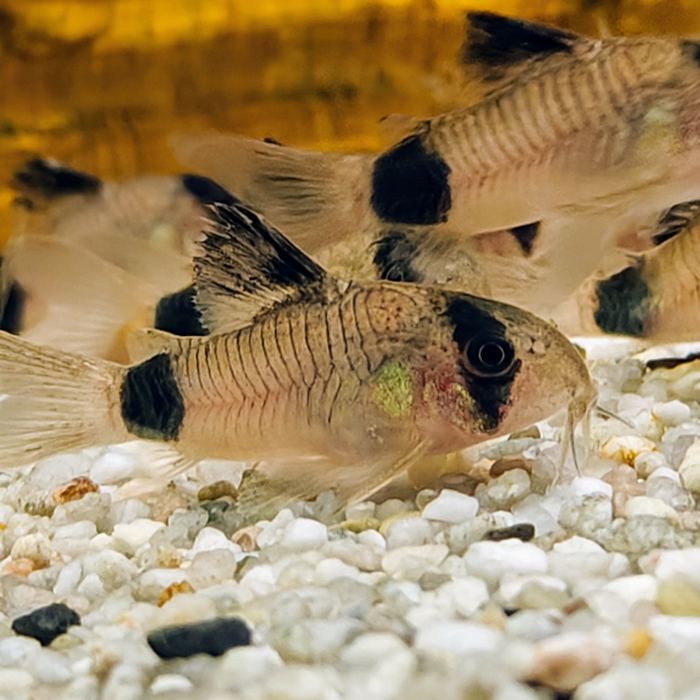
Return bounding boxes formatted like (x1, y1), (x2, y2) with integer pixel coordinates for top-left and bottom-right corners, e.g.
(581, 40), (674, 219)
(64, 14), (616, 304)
(0, 179), (595, 515)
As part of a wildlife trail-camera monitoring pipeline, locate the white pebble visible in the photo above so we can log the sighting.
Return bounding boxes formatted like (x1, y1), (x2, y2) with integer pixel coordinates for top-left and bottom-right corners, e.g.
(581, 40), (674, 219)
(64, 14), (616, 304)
(625, 496), (679, 523)
(77, 572), (106, 600)
(382, 544), (449, 580)
(679, 440), (700, 493)
(240, 564), (277, 596)
(421, 489), (479, 523)
(150, 674), (194, 694)
(572, 477), (613, 499)
(647, 467), (681, 483)
(340, 632), (407, 667)
(189, 527), (241, 557)
(53, 559), (83, 597)
(647, 548), (700, 584)
(634, 450), (669, 479)
(113, 519), (165, 550)
(435, 577), (490, 617)
(357, 529), (386, 549)
(414, 621), (502, 655)
(463, 540), (548, 587)
(653, 400), (691, 426)
(256, 509), (296, 548)
(0, 669), (34, 694)
(54, 520), (98, 541)
(138, 568), (187, 596)
(215, 645), (284, 690)
(499, 575), (569, 609)
(553, 536), (605, 554)
(314, 557), (360, 585)
(149, 593), (217, 630)
(280, 518), (328, 550)
(0, 636), (41, 667)
(29, 648), (73, 684)
(0, 503), (15, 525)
(484, 469), (531, 506)
(384, 515), (432, 549)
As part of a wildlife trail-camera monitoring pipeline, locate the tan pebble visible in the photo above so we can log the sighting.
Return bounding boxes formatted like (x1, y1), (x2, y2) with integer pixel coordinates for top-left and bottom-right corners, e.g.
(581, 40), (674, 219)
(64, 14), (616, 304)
(2, 558), (36, 576)
(157, 580), (195, 607)
(601, 436), (658, 466)
(197, 480), (238, 502)
(379, 511), (420, 537)
(528, 632), (614, 692)
(475, 603), (507, 631)
(623, 628), (653, 659)
(656, 577), (700, 616)
(50, 632), (82, 651)
(489, 456), (532, 478)
(335, 517), (381, 534)
(151, 486), (189, 523)
(508, 425), (541, 440)
(10, 534), (52, 568)
(51, 477), (99, 505)
(232, 525), (263, 552)
(155, 548), (185, 568)
(602, 465), (645, 518)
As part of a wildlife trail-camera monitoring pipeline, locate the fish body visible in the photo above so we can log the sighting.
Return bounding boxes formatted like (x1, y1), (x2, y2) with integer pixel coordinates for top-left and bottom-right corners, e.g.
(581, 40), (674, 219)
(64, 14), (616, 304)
(0, 181), (594, 511)
(174, 13), (700, 313)
(556, 204), (700, 342)
(13, 158), (199, 294)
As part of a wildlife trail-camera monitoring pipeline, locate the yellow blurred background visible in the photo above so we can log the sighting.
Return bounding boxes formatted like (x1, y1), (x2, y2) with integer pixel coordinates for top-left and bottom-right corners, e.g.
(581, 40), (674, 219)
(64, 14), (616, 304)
(0, 0), (698, 245)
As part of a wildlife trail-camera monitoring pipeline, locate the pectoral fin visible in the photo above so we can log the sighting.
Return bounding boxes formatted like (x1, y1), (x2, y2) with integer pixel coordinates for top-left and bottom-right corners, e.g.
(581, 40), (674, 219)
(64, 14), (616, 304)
(234, 442), (429, 524)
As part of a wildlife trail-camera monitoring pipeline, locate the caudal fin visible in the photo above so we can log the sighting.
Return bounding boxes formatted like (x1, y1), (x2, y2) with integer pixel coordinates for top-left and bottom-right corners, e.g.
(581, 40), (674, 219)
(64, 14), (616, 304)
(0, 332), (127, 470)
(173, 133), (373, 252)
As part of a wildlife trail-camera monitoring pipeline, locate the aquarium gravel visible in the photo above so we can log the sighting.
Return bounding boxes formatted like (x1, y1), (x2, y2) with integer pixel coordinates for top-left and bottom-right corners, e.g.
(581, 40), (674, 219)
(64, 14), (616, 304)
(2, 341), (700, 700)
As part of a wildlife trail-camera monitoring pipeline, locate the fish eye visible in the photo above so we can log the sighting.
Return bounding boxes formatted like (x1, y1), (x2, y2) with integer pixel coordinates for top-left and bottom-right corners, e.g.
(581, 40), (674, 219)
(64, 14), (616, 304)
(465, 334), (515, 377)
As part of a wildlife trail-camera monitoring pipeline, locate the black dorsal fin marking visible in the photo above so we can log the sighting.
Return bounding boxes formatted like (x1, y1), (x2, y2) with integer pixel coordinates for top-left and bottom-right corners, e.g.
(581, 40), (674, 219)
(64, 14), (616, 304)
(155, 285), (208, 337)
(462, 12), (578, 79)
(651, 200), (700, 246)
(13, 158), (102, 200)
(189, 179), (339, 333)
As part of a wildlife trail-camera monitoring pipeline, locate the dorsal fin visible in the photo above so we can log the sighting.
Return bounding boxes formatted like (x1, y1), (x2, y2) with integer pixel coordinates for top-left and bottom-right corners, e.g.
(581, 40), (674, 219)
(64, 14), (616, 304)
(188, 176), (341, 334)
(461, 12), (579, 83)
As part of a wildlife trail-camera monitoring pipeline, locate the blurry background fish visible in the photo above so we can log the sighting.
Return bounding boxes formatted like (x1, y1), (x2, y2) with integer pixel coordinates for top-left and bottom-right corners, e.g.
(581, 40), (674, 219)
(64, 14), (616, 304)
(0, 0), (697, 251)
(2, 0), (700, 357)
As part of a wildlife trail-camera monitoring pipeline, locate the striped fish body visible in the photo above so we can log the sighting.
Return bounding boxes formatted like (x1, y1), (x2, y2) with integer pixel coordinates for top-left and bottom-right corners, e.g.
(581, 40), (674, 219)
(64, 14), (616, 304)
(163, 284), (425, 464)
(0, 190), (595, 510)
(424, 38), (700, 235)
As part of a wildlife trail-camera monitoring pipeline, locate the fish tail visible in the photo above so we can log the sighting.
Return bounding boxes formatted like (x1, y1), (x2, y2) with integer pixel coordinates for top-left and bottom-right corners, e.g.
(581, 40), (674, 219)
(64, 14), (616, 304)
(173, 134), (374, 251)
(0, 332), (126, 470)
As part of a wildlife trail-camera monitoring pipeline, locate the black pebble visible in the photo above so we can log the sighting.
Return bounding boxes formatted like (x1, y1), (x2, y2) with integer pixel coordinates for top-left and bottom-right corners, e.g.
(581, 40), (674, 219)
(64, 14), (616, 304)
(147, 617), (252, 659)
(12, 603), (81, 646)
(484, 523), (535, 542)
